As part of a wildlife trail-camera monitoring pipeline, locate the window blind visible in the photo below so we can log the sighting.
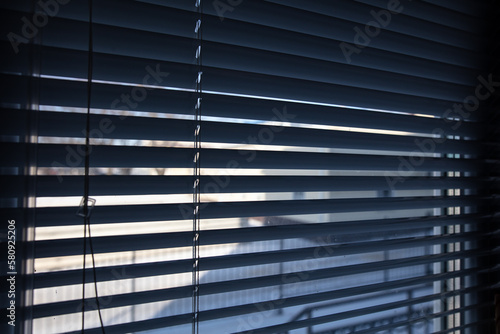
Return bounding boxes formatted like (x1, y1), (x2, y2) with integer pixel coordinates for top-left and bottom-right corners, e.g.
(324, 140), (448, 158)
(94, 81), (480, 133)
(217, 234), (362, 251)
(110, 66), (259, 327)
(1, 0), (499, 333)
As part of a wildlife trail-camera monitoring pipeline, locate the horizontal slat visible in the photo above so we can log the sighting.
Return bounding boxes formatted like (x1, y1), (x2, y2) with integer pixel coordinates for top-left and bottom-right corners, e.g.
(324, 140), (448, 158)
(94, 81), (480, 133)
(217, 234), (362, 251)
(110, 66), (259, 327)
(34, 196), (483, 227)
(4, 14), (481, 115)
(37, 111), (480, 155)
(213, 280), (487, 332)
(31, 142), (484, 170)
(255, 1), (484, 48)
(202, 66), (467, 118)
(320, 302), (491, 334)
(36, 21), (479, 97)
(63, 269), (481, 334)
(35, 231), (482, 288)
(70, 303), (491, 334)
(201, 93), (481, 137)
(32, 28), (481, 90)
(201, 42), (471, 101)
(266, 0), (487, 33)
(36, 54), (465, 120)
(36, 224), (475, 260)
(256, 4), (483, 56)
(55, 45), (474, 113)
(33, 215), (487, 288)
(24, 0), (486, 56)
(33, 251), (486, 318)
(143, 0), (487, 52)
(201, 14), (483, 85)
(2, 7), (488, 112)
(36, 77), (196, 116)
(34, 214), (485, 258)
(18, 75), (480, 137)
(351, 0), (487, 32)
(25, 175), (485, 197)
(420, 0), (489, 17)
(34, 44), (473, 118)
(242, 285), (484, 334)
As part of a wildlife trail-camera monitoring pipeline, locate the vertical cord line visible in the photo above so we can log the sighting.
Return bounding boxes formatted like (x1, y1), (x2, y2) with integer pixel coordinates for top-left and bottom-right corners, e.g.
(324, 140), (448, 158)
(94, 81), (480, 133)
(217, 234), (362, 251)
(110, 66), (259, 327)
(82, 0), (106, 333)
(193, 1), (202, 333)
(82, 213), (87, 333)
(81, 0), (93, 329)
(88, 221), (106, 333)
